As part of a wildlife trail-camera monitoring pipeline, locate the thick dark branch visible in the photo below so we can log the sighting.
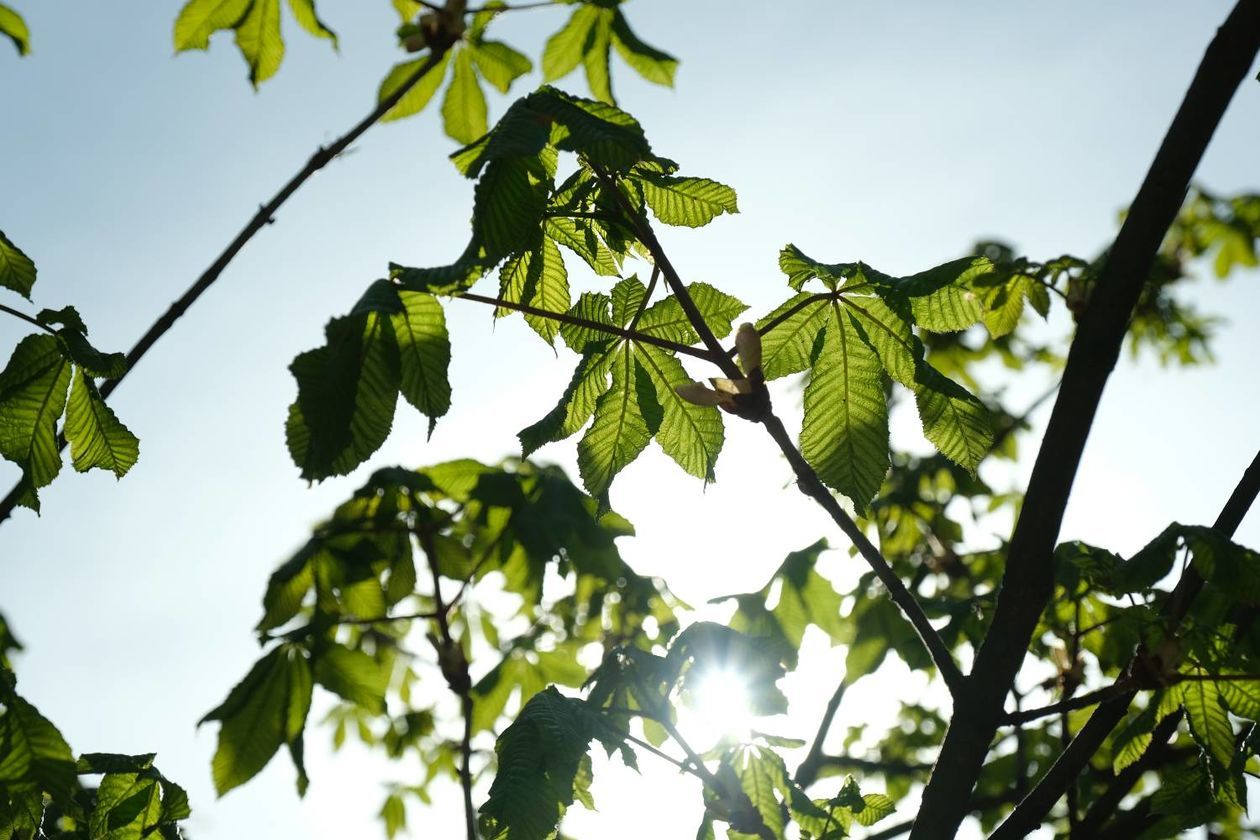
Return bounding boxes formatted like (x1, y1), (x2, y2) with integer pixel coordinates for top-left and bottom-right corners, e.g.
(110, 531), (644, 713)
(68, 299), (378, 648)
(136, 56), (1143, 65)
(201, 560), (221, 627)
(1076, 712), (1182, 836)
(760, 413), (967, 697)
(455, 290), (715, 361)
(913, 5), (1260, 837)
(990, 448), (1260, 839)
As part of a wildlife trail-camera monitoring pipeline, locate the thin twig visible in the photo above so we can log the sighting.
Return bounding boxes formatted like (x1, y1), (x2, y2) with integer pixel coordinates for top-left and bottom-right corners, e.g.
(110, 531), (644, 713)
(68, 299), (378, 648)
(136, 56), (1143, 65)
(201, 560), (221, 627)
(916, 5), (1260, 835)
(726, 293), (834, 355)
(0, 43), (459, 526)
(0, 304), (57, 335)
(1001, 682), (1132, 726)
(456, 290), (715, 361)
(465, 0), (558, 12)
(794, 677), (849, 787)
(626, 264), (661, 333)
(334, 610), (440, 626)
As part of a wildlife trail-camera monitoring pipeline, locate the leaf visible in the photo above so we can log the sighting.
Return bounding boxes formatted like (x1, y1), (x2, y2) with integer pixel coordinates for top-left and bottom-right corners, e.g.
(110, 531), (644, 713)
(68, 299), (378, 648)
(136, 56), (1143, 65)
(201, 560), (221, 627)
(892, 258), (990, 332)
(0, 229), (36, 297)
(911, 358), (993, 473)
(581, 6), (614, 104)
(779, 244), (853, 292)
(635, 173), (738, 228)
(756, 295), (829, 380)
(610, 10), (677, 87)
(577, 344), (654, 497)
(392, 290), (452, 432)
(380, 792), (407, 838)
(314, 645), (389, 715)
(286, 285), (402, 481)
(541, 5), (600, 83)
(470, 40), (531, 94)
(63, 368), (139, 478)
(519, 344), (613, 456)
(843, 293), (918, 387)
(478, 687), (594, 840)
(497, 237), (570, 344)
(730, 747), (786, 838)
(531, 86), (652, 173)
(173, 0), (251, 51)
(800, 303), (889, 508)
(1180, 675), (1234, 769)
(1220, 678), (1260, 721)
(234, 0), (285, 87)
(379, 51), (453, 123)
(853, 793), (896, 826)
(637, 283), (748, 344)
(286, 0), (336, 48)
(545, 216), (620, 277)
(442, 48), (489, 145)
(0, 334), (71, 499)
(90, 772), (162, 839)
(201, 645), (312, 796)
(635, 343), (723, 481)
(0, 688), (77, 800)
(475, 156), (549, 260)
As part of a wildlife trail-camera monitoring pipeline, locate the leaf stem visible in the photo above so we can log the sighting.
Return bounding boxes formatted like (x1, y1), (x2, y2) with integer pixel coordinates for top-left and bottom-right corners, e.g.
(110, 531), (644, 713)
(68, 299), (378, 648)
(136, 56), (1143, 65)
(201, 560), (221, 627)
(455, 290), (716, 361)
(0, 303), (56, 336)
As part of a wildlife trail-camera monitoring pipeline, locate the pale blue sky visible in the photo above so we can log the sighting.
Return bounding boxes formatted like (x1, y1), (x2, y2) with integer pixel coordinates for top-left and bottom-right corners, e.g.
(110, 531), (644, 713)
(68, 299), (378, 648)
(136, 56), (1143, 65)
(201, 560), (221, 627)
(1, 1), (1258, 837)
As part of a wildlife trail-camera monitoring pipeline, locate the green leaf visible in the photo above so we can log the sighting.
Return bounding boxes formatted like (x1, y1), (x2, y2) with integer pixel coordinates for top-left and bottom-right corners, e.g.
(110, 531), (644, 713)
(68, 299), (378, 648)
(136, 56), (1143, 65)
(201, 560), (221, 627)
(201, 645), (312, 796)
(392, 290), (451, 434)
(853, 793), (896, 827)
(380, 793), (407, 839)
(545, 216), (620, 277)
(90, 773), (162, 840)
(314, 645), (389, 715)
(479, 687), (594, 840)
(0, 230), (36, 297)
(442, 48), (489, 145)
(519, 344), (614, 456)
(610, 10), (677, 87)
(173, 0), (251, 51)
(475, 156), (549, 260)
(911, 358), (993, 473)
(637, 283), (748, 344)
(531, 86), (652, 173)
(0, 334), (71, 499)
(843, 293), (917, 387)
(286, 288), (403, 481)
(234, 0), (285, 87)
(379, 51), (452, 123)
(635, 343), (723, 481)
(0, 687), (77, 800)
(581, 7), (614, 104)
(1180, 675), (1234, 769)
(63, 369), (139, 478)
(756, 294), (829, 380)
(730, 747), (786, 838)
(800, 303), (889, 508)
(286, 0), (336, 48)
(449, 97), (552, 178)
(541, 5), (600, 83)
(779, 244), (853, 292)
(577, 344), (654, 497)
(498, 238), (570, 344)
(470, 40), (531, 94)
(1220, 678), (1260, 721)
(635, 173), (738, 228)
(890, 258), (991, 332)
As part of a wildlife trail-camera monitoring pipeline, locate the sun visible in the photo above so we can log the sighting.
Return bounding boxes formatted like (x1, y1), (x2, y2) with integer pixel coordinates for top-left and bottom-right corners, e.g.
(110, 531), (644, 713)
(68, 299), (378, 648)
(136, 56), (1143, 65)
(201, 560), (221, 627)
(680, 666), (754, 749)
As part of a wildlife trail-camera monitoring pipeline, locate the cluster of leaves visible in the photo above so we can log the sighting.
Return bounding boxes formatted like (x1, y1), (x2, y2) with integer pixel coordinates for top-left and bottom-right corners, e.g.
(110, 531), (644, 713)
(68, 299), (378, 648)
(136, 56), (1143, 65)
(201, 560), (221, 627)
(173, 0), (336, 87)
(0, 618), (189, 839)
(0, 232), (138, 511)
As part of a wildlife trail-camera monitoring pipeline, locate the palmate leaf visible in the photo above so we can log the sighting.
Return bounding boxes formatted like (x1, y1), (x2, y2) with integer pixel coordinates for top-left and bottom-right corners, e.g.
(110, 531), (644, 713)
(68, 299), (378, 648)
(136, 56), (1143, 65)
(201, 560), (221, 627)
(498, 238), (570, 344)
(541, 4), (675, 105)
(636, 282), (747, 343)
(545, 216), (621, 277)
(476, 156), (550, 260)
(200, 645), (313, 796)
(800, 303), (889, 509)
(635, 343), (722, 482)
(911, 357), (993, 473)
(1177, 676), (1235, 769)
(89, 772), (163, 840)
(442, 48), (489, 145)
(756, 294), (829, 380)
(173, 0), (336, 86)
(577, 343), (654, 498)
(0, 230), (36, 297)
(519, 344), (613, 457)
(313, 644), (389, 715)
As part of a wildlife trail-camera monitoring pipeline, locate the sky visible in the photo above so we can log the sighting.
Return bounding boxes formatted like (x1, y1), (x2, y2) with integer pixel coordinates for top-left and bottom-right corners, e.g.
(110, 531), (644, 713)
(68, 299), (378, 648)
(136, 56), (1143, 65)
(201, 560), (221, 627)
(1, 1), (1258, 837)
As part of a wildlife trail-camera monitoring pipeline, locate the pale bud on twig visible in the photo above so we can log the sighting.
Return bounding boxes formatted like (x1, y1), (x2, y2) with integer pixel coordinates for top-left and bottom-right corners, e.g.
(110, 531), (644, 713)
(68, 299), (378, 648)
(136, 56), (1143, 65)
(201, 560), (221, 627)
(735, 322), (762, 375)
(675, 381), (728, 407)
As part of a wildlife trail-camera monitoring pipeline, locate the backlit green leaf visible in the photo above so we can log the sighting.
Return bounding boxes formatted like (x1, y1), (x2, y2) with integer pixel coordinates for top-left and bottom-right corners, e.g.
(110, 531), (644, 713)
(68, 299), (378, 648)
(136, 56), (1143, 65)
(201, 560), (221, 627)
(286, 0), (336, 48)
(0, 687), (76, 800)
(314, 645), (389, 715)
(379, 51), (452, 123)
(635, 173), (738, 228)
(610, 10), (676, 87)
(635, 343), (722, 481)
(541, 5), (600, 83)
(911, 360), (993, 473)
(234, 0), (284, 87)
(0, 334), (71, 500)
(498, 237), (570, 344)
(1180, 674), (1234, 768)
(470, 40), (532, 94)
(442, 48), (488, 144)
(173, 0), (250, 51)
(63, 368), (139, 478)
(577, 344), (654, 497)
(0, 230), (36, 297)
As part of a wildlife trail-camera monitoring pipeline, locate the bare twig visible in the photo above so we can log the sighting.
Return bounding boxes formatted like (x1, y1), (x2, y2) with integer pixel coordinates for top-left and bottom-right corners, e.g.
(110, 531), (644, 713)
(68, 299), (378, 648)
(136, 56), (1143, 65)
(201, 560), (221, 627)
(0, 42), (460, 526)
(1001, 682), (1132, 726)
(915, 4), (1260, 836)
(795, 677), (849, 787)
(0, 304), (56, 335)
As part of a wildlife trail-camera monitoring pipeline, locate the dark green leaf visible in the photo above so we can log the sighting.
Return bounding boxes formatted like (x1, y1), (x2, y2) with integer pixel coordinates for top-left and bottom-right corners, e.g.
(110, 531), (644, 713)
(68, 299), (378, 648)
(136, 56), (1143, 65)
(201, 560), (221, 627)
(0, 230), (36, 297)
(0, 334), (71, 501)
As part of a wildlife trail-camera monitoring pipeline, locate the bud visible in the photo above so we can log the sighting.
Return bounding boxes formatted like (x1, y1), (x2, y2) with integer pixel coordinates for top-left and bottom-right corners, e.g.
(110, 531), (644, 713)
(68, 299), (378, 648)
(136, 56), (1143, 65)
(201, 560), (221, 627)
(735, 322), (761, 374)
(675, 381), (726, 407)
(710, 377), (751, 396)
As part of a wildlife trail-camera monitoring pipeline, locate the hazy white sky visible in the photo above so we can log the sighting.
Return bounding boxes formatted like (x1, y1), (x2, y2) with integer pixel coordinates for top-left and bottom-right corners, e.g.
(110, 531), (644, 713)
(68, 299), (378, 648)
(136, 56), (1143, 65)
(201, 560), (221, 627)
(1, 1), (1258, 837)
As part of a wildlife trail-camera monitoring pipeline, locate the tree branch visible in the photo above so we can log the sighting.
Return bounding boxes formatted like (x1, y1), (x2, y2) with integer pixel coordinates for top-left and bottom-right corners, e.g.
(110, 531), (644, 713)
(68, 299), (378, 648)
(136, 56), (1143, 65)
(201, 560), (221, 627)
(0, 41), (458, 527)
(455, 290), (716, 362)
(989, 447), (1260, 839)
(912, 4), (1260, 836)
(795, 677), (849, 788)
(0, 303), (56, 335)
(1001, 682), (1132, 726)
